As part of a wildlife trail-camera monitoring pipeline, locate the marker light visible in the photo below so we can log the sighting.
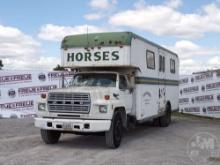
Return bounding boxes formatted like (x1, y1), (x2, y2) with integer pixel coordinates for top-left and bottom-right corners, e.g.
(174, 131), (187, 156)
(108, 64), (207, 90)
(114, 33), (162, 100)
(41, 93), (47, 99)
(104, 95), (110, 100)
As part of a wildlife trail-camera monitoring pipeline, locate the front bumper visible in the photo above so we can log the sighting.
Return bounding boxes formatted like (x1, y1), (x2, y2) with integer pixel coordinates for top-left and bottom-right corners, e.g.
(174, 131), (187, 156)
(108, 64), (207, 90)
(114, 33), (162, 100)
(34, 117), (111, 132)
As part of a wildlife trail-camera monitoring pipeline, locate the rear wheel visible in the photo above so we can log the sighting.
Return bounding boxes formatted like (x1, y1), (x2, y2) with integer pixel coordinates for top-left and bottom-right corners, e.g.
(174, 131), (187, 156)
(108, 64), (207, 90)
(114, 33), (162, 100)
(40, 129), (61, 144)
(153, 117), (160, 126)
(105, 111), (123, 149)
(159, 104), (171, 127)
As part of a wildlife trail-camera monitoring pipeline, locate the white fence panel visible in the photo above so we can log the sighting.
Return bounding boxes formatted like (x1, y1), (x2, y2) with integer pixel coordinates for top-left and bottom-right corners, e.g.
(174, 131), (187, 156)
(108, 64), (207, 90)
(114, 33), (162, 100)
(0, 70), (74, 118)
(179, 70), (220, 118)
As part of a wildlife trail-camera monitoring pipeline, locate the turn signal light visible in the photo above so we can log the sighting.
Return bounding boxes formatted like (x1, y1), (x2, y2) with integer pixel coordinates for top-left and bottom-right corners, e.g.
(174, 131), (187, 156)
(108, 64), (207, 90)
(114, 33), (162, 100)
(41, 93), (47, 99)
(104, 95), (110, 100)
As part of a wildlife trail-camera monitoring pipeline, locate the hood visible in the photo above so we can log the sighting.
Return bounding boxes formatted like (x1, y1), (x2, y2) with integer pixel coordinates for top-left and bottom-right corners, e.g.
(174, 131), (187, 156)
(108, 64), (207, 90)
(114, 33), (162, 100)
(50, 86), (115, 93)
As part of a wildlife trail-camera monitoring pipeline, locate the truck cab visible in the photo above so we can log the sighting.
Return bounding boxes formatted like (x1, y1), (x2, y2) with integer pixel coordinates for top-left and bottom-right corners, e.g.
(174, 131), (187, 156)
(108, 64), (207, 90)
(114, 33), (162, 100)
(35, 71), (134, 148)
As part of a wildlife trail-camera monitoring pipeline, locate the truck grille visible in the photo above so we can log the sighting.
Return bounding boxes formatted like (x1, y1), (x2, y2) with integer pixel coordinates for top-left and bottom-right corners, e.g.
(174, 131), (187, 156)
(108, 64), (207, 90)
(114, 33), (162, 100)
(47, 92), (91, 114)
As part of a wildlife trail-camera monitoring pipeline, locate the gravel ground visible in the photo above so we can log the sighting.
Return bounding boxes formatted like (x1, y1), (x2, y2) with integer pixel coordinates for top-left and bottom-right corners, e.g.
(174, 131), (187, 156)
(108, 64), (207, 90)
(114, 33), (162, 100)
(0, 114), (220, 165)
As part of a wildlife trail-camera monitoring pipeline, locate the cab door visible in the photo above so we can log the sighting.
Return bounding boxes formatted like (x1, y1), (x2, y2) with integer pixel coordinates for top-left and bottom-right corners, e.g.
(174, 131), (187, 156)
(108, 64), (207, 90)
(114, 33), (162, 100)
(118, 75), (133, 113)
(158, 50), (166, 113)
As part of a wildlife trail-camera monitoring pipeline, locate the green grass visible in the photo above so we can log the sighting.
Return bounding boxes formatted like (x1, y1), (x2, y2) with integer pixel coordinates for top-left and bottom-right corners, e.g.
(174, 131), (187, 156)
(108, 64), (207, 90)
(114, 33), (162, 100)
(208, 156), (220, 162)
(172, 111), (220, 122)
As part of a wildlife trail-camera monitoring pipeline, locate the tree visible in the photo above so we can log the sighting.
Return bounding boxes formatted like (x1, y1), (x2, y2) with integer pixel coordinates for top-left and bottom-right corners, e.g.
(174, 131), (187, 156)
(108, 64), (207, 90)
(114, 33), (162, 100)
(0, 60), (3, 70)
(53, 64), (65, 71)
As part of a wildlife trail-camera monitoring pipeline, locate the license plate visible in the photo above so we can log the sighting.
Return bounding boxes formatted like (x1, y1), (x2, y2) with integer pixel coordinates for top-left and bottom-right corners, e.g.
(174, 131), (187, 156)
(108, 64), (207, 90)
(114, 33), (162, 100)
(63, 123), (72, 130)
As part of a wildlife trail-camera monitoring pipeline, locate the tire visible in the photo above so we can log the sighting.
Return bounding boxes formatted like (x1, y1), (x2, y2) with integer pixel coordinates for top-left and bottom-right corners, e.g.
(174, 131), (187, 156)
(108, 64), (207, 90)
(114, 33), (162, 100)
(105, 111), (123, 149)
(40, 129), (61, 144)
(159, 104), (171, 127)
(153, 117), (160, 127)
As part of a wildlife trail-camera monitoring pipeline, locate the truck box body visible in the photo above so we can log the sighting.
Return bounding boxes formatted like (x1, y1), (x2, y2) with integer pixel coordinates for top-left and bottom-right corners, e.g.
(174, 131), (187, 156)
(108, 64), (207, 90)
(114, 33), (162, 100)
(61, 32), (179, 120)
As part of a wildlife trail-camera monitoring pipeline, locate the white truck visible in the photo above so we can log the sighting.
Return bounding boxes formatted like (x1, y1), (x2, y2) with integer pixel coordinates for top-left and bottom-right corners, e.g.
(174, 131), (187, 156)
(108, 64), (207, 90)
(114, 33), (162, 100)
(35, 32), (179, 148)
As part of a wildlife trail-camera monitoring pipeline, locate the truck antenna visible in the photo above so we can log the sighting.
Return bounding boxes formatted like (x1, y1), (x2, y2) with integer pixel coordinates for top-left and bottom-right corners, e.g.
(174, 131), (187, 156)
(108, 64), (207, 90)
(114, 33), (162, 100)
(86, 26), (89, 47)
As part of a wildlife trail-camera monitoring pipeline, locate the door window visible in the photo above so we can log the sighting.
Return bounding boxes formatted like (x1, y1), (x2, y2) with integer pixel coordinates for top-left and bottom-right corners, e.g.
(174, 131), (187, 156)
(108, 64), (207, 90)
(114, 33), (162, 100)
(119, 75), (128, 90)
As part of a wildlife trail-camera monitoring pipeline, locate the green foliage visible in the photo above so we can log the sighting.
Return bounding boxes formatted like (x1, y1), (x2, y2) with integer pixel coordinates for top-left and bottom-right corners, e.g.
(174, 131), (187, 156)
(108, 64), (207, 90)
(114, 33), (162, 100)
(53, 64), (65, 71)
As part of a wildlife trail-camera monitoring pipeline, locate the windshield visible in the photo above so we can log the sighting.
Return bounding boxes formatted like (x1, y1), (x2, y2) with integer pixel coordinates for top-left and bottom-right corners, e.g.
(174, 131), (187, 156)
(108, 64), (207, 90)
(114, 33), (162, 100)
(70, 73), (117, 87)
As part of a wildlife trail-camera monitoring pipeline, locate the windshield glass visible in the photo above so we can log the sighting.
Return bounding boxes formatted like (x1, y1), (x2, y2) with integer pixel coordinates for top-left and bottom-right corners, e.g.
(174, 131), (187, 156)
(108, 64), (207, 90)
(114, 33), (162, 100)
(70, 73), (117, 87)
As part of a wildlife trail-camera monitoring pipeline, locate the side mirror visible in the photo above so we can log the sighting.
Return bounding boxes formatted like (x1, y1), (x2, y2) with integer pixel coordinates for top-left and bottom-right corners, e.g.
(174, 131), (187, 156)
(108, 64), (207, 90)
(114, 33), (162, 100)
(129, 87), (134, 93)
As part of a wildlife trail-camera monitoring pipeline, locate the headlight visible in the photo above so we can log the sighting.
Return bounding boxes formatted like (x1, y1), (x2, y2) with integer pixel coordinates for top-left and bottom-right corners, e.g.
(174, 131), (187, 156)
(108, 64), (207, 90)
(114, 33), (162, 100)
(38, 103), (46, 111)
(99, 105), (108, 113)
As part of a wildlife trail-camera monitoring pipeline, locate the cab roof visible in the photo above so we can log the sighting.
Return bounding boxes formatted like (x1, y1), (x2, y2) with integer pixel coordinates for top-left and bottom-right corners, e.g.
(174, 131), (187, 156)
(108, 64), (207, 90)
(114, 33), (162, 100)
(61, 31), (178, 57)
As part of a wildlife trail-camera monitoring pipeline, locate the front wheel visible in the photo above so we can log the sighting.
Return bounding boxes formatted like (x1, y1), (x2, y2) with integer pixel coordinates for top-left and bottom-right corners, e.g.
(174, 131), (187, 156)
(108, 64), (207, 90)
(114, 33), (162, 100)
(105, 111), (123, 149)
(40, 129), (61, 144)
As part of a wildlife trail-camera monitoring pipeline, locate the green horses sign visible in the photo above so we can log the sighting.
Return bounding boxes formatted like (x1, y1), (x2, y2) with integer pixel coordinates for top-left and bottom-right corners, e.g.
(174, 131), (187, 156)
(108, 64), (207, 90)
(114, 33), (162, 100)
(62, 46), (130, 67)
(67, 51), (119, 62)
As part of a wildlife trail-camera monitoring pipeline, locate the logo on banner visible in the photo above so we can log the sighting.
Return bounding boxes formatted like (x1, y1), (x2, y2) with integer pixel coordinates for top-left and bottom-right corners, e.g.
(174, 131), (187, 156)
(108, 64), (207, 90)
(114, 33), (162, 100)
(38, 73), (46, 81)
(8, 89), (16, 98)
